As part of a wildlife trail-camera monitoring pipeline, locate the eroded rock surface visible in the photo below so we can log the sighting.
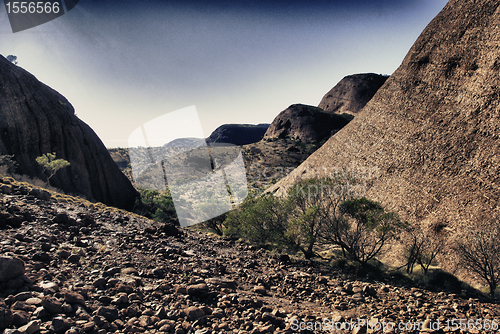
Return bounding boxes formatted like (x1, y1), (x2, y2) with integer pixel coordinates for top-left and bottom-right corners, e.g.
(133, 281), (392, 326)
(262, 104), (351, 143)
(318, 73), (388, 115)
(0, 56), (138, 210)
(269, 0), (500, 274)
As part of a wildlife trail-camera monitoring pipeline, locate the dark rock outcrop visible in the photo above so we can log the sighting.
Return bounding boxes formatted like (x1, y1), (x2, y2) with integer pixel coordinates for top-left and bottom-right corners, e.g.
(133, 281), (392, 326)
(318, 73), (388, 115)
(262, 104), (351, 143)
(206, 124), (269, 146)
(0, 56), (138, 210)
(270, 0), (500, 257)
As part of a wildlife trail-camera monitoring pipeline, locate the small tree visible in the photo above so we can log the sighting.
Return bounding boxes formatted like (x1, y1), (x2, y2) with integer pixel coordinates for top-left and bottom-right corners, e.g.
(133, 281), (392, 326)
(224, 195), (291, 248)
(138, 188), (179, 225)
(403, 225), (445, 274)
(324, 197), (406, 263)
(287, 177), (355, 259)
(194, 200), (227, 236)
(201, 213), (226, 236)
(6, 55), (17, 65)
(36, 152), (70, 183)
(0, 155), (18, 174)
(456, 221), (500, 297)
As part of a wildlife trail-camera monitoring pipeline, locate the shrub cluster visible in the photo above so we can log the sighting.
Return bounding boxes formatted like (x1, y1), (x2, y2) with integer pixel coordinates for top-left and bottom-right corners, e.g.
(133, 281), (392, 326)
(225, 177), (406, 262)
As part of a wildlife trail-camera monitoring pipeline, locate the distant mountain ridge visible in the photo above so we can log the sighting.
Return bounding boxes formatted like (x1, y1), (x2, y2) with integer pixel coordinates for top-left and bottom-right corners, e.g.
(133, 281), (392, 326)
(163, 137), (206, 148)
(206, 123), (269, 146)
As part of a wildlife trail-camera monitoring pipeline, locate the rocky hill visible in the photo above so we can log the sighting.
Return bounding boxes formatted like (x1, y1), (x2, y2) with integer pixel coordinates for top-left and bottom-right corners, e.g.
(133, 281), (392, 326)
(0, 56), (138, 210)
(1, 177), (499, 334)
(269, 0), (500, 274)
(206, 124), (269, 146)
(262, 104), (352, 143)
(318, 73), (388, 115)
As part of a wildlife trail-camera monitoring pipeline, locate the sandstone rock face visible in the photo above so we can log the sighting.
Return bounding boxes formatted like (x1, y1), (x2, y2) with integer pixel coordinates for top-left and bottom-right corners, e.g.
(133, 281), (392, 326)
(262, 104), (351, 143)
(270, 0), (500, 245)
(0, 56), (138, 210)
(206, 124), (269, 146)
(318, 73), (388, 115)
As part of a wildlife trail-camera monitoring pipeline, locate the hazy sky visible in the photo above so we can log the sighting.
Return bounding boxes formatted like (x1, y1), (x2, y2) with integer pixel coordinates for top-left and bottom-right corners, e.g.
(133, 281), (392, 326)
(0, 0), (448, 148)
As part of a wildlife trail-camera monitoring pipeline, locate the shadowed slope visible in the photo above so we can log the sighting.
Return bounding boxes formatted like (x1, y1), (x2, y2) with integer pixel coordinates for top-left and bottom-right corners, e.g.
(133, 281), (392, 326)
(0, 56), (138, 210)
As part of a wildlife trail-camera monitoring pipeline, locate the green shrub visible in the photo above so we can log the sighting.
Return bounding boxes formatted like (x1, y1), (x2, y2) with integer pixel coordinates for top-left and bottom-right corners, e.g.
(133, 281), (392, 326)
(225, 176), (403, 264)
(323, 197), (406, 263)
(136, 188), (178, 225)
(0, 155), (18, 174)
(36, 152), (70, 182)
(224, 195), (292, 248)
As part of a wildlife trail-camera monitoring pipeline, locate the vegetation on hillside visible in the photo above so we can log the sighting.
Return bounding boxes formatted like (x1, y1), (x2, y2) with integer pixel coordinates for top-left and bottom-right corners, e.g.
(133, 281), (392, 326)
(455, 220), (500, 296)
(36, 152), (70, 182)
(225, 177), (406, 262)
(134, 188), (179, 225)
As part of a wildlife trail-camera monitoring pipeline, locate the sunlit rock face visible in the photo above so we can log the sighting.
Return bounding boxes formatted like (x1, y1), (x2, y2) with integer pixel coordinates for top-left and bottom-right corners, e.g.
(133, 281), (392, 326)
(271, 0), (500, 235)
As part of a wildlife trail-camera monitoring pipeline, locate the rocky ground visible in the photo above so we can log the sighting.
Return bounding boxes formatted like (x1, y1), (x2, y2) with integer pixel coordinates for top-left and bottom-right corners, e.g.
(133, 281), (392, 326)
(1, 177), (500, 334)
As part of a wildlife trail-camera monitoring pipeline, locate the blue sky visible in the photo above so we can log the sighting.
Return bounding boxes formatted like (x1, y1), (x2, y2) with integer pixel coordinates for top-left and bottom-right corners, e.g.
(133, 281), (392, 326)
(0, 0), (448, 147)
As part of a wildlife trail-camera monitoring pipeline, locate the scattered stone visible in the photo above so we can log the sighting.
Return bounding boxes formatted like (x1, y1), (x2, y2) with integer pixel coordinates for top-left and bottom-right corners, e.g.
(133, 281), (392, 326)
(14, 292), (32, 301)
(29, 188), (51, 201)
(0, 184), (12, 194)
(184, 306), (205, 320)
(187, 283), (209, 298)
(51, 317), (71, 334)
(25, 297), (42, 306)
(40, 281), (59, 292)
(18, 320), (40, 334)
(121, 267), (138, 275)
(0, 256), (25, 282)
(41, 296), (62, 314)
(67, 254), (81, 264)
(206, 277), (237, 290)
(96, 306), (119, 322)
(63, 291), (86, 306)
(93, 277), (107, 288)
(253, 285), (267, 295)
(57, 250), (71, 260)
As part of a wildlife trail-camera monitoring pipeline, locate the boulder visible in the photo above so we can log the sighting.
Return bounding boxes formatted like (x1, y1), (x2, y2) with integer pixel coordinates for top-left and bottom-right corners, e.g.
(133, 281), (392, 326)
(262, 104), (351, 143)
(318, 73), (388, 115)
(0, 256), (25, 282)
